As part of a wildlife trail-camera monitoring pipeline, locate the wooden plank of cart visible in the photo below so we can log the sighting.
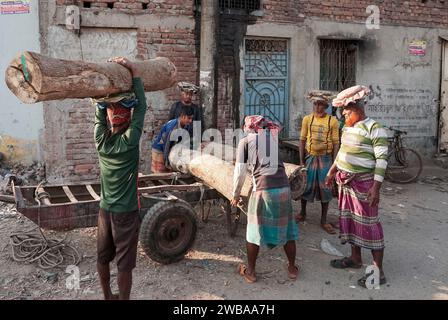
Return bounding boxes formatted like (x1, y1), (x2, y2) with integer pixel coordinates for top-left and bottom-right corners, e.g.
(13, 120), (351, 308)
(11, 172), (241, 265)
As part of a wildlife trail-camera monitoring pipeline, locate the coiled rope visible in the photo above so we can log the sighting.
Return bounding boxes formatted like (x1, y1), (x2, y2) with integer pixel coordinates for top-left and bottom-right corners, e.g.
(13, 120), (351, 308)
(9, 182), (81, 269)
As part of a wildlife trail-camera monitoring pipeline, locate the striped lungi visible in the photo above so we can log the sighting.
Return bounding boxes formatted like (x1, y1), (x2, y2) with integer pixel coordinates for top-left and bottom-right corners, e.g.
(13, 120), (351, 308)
(151, 149), (171, 173)
(336, 170), (385, 250)
(302, 154), (333, 203)
(246, 186), (299, 248)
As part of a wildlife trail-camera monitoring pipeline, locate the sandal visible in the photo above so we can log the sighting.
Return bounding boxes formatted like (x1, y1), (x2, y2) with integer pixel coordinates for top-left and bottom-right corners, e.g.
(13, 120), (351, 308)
(330, 257), (362, 269)
(321, 223), (336, 235)
(237, 264), (257, 283)
(287, 264), (300, 280)
(330, 221), (340, 229)
(358, 273), (387, 288)
(295, 213), (306, 223)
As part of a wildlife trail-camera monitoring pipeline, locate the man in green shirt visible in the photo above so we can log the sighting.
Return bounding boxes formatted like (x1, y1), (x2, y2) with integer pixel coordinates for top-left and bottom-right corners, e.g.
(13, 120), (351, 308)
(93, 56), (147, 300)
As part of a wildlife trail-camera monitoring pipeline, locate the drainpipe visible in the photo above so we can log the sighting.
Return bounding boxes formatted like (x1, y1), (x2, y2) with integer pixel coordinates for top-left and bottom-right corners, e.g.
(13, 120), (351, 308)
(436, 40), (445, 154)
(199, 0), (219, 130)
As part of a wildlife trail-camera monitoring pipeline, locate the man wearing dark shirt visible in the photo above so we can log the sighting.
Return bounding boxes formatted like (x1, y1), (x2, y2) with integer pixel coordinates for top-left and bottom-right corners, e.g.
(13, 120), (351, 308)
(93, 56), (147, 300)
(168, 82), (203, 136)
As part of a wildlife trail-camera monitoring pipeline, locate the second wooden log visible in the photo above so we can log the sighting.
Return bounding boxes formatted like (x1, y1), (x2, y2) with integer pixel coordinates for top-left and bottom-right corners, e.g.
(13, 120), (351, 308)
(169, 143), (307, 204)
(200, 142), (308, 200)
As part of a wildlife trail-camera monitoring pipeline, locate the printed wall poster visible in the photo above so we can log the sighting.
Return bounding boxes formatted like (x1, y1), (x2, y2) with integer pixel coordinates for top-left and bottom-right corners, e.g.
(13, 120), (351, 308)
(408, 40), (426, 56)
(0, 1), (30, 15)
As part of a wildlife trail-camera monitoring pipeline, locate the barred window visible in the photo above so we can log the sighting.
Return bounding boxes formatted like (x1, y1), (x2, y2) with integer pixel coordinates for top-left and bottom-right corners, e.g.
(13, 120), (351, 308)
(319, 39), (358, 92)
(195, 0), (261, 12)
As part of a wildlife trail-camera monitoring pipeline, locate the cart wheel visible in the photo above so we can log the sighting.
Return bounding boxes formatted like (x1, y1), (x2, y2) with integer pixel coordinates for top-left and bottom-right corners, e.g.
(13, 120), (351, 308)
(139, 198), (197, 264)
(224, 201), (240, 238)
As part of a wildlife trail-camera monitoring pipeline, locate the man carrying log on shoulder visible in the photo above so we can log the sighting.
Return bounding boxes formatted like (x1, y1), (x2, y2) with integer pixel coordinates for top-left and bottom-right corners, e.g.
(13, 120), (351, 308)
(92, 56), (147, 300)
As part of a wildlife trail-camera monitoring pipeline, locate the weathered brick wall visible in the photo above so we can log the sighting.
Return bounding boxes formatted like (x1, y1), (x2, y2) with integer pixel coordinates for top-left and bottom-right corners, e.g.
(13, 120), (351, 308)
(301, 0), (448, 28)
(56, 0), (448, 27)
(216, 14), (255, 132)
(262, 0), (305, 23)
(56, 0), (193, 15)
(137, 26), (198, 103)
(43, 100), (100, 183)
(45, 0), (448, 181)
(137, 25), (199, 172)
(44, 1), (198, 181)
(65, 105), (98, 179)
(214, 0), (448, 134)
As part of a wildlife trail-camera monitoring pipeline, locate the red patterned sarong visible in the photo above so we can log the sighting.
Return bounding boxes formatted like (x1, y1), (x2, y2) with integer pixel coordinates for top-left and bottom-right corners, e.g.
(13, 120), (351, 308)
(336, 170), (385, 250)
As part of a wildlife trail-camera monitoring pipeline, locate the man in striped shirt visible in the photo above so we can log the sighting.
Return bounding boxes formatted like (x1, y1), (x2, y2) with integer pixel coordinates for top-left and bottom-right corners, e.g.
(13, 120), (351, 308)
(325, 85), (388, 288)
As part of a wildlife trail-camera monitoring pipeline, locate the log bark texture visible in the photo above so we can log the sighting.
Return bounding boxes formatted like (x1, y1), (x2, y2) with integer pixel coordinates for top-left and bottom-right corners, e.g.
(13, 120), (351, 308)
(5, 51), (177, 103)
(169, 143), (307, 204)
(169, 145), (252, 204)
(200, 142), (307, 199)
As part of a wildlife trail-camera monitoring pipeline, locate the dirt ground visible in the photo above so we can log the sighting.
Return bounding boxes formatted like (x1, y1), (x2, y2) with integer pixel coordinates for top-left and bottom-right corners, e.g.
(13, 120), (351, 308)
(0, 165), (447, 300)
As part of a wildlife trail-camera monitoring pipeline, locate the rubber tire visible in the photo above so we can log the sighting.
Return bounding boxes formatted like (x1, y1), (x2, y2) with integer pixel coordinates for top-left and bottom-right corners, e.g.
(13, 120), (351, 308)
(386, 148), (423, 184)
(139, 199), (197, 264)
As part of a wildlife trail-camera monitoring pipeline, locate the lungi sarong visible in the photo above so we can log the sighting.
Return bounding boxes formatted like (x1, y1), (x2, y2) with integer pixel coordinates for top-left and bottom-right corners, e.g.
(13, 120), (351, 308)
(151, 149), (171, 173)
(302, 154), (333, 203)
(246, 186), (299, 247)
(336, 170), (385, 250)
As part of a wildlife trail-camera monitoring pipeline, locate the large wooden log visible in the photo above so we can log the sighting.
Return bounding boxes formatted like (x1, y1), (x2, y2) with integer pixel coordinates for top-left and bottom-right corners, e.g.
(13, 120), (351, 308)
(169, 145), (252, 205)
(200, 142), (307, 200)
(5, 51), (177, 104)
(169, 143), (307, 205)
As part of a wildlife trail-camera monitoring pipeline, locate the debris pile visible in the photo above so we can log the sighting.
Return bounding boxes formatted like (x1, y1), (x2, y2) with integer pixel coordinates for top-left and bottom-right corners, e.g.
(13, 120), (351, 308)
(0, 161), (45, 196)
(418, 175), (448, 193)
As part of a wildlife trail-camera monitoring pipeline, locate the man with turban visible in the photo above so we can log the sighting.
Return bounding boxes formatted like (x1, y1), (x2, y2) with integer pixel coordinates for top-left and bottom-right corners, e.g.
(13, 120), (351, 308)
(297, 90), (340, 234)
(232, 116), (299, 283)
(325, 85), (388, 288)
(169, 81), (203, 137)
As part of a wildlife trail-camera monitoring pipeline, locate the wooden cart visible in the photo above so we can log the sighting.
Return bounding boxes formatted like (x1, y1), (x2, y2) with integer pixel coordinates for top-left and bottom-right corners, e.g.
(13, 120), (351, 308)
(12, 172), (240, 264)
(12, 168), (306, 265)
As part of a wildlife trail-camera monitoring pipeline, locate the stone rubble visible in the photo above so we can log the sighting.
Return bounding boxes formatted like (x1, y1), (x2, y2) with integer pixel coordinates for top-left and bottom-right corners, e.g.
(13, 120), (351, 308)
(0, 161), (45, 195)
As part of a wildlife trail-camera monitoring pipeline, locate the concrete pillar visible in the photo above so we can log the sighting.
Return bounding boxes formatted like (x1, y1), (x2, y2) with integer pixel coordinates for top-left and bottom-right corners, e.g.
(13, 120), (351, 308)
(199, 0), (219, 129)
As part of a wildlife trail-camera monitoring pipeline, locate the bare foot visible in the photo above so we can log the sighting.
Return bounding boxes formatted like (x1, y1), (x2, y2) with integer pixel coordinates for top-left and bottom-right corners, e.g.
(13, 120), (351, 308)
(287, 264), (299, 280)
(330, 221), (340, 229)
(238, 264), (257, 283)
(321, 223), (336, 234)
(295, 213), (306, 223)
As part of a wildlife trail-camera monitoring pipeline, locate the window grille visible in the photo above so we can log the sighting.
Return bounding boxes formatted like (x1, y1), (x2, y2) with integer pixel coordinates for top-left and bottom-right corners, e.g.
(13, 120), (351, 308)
(319, 39), (357, 92)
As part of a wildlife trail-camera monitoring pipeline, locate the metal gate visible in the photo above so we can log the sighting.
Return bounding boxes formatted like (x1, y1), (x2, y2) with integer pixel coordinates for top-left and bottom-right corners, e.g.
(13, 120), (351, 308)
(244, 38), (289, 135)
